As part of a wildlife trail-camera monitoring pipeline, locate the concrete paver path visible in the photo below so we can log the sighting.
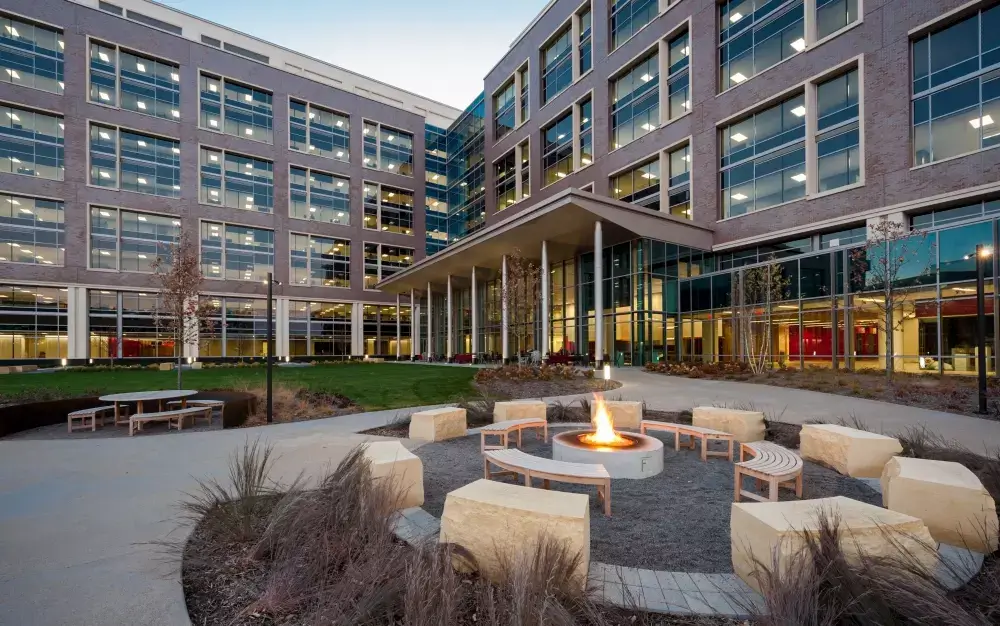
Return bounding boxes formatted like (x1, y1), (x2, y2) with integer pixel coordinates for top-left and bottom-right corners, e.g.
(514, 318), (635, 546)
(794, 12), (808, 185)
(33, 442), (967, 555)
(2, 367), (999, 625)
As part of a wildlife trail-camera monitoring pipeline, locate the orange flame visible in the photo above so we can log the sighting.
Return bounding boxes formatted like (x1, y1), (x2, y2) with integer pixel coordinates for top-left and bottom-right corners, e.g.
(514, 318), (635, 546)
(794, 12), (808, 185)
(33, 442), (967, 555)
(579, 393), (634, 447)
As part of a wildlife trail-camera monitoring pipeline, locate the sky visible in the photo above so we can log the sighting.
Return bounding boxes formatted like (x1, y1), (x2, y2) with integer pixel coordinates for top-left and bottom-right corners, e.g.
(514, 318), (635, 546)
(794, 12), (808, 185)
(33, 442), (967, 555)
(159, 0), (546, 111)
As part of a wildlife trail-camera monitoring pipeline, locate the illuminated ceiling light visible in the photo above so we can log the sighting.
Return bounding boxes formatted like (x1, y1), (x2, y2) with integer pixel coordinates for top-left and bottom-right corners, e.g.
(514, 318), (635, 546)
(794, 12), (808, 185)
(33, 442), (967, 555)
(432, 201), (439, 207)
(557, 172), (567, 178)
(308, 112), (315, 119)
(137, 215), (147, 221)
(641, 172), (658, 179)
(171, 72), (180, 81)
(681, 46), (689, 56)
(245, 162), (253, 169)
(582, 158), (592, 165)
(209, 119), (218, 127)
(969, 115), (995, 128)
(641, 122), (656, 131)
(336, 181), (344, 187)
(99, 250), (110, 256)
(364, 157), (371, 163)
(682, 154), (691, 162)
(137, 254), (147, 259)
(731, 132), (748, 142)
(5, 111), (19, 121)
(137, 140), (146, 147)
(99, 210), (111, 217)
(137, 177), (147, 184)
(9, 156), (19, 163)
(172, 220), (181, 226)
(244, 93), (253, 102)
(171, 110), (180, 118)
(731, 192), (748, 201)
(246, 195), (254, 201)
(640, 73), (653, 82)
(10, 243), (19, 247)
(210, 190), (219, 196)
(208, 83), (218, 92)
(136, 62), (146, 72)
(98, 51), (109, 62)
(99, 171), (111, 178)
(58, 40), (64, 49)
(729, 12), (743, 23)
(137, 101), (147, 110)
(20, 208), (32, 214)
(790, 38), (806, 52)
(557, 133), (566, 140)
(335, 120), (344, 127)
(388, 164), (395, 169)
(244, 128), (253, 135)
(99, 91), (110, 101)
(460, 182), (467, 186)
(59, 81), (64, 90)
(432, 174), (439, 180)
(731, 72), (747, 84)
(682, 100), (691, 109)
(172, 147), (180, 154)
(99, 131), (111, 140)
(791, 105), (806, 117)
(387, 134), (394, 141)
(791, 173), (807, 183)
(5, 69), (19, 79)
(336, 151), (344, 157)
(209, 154), (218, 162)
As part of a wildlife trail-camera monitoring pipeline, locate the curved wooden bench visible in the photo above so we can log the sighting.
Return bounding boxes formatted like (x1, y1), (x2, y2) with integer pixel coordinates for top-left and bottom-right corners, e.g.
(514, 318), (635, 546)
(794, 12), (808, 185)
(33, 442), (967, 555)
(640, 420), (735, 461)
(480, 418), (548, 451)
(483, 448), (611, 516)
(735, 441), (804, 503)
(67, 405), (124, 433)
(130, 406), (213, 436)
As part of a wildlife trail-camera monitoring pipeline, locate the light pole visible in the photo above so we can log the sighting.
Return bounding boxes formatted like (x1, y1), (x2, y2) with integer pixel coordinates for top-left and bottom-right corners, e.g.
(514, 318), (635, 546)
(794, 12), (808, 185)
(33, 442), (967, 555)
(265, 273), (282, 423)
(975, 245), (992, 413)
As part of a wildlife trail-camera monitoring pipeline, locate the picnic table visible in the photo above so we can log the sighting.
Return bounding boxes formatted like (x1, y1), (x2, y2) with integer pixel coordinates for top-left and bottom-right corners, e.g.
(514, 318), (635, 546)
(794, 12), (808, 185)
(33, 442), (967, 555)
(99, 390), (199, 424)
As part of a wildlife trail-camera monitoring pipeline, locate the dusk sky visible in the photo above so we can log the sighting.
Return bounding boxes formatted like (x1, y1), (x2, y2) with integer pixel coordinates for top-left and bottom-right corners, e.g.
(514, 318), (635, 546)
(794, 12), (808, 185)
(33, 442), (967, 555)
(160, 0), (546, 111)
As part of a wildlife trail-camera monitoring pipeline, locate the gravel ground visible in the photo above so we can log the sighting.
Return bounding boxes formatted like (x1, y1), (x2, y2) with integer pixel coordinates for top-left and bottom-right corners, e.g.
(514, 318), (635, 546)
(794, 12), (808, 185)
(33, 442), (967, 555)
(415, 429), (881, 573)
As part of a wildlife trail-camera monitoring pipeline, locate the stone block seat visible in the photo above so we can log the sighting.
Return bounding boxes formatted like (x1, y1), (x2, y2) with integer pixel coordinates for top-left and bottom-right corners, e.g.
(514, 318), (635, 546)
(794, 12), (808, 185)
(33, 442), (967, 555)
(439, 479), (590, 586)
(881, 457), (999, 554)
(800, 424), (902, 478)
(493, 400), (547, 423)
(363, 441), (424, 509)
(592, 400), (642, 430)
(409, 407), (467, 442)
(693, 406), (765, 442)
(731, 496), (937, 592)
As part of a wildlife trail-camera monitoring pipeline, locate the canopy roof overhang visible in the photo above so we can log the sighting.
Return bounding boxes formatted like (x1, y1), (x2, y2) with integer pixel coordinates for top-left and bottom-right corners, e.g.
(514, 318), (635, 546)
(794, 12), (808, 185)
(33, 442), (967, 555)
(377, 188), (714, 294)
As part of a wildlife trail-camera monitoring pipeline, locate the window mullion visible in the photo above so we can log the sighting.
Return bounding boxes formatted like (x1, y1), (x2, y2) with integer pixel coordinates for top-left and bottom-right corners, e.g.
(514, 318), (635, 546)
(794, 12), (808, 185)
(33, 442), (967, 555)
(805, 80), (818, 196)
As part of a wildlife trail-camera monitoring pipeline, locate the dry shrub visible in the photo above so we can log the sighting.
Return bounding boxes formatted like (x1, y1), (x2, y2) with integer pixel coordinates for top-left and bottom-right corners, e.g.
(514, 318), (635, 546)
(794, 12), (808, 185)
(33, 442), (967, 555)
(240, 382), (356, 425)
(456, 391), (498, 427)
(746, 511), (993, 626)
(475, 364), (582, 383)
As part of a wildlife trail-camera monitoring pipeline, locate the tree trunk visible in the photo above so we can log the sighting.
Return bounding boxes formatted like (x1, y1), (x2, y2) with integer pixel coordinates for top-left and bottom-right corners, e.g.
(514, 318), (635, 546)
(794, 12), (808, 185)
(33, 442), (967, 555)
(176, 334), (183, 390)
(884, 303), (894, 382)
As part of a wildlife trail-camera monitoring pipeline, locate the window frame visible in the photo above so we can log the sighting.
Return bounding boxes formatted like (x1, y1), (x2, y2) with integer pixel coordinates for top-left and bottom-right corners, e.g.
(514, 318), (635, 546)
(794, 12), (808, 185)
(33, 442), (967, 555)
(198, 145), (274, 213)
(288, 163), (351, 226)
(86, 120), (180, 197)
(288, 97), (350, 162)
(0, 191), (64, 267)
(492, 77), (517, 143)
(1, 12), (65, 95)
(362, 180), (416, 235)
(288, 231), (351, 289)
(199, 219), (275, 282)
(361, 119), (414, 176)
(197, 69), (274, 144)
(540, 21), (574, 107)
(540, 107), (575, 188)
(87, 204), (181, 273)
(1, 101), (64, 181)
(363, 242), (415, 291)
(86, 36), (181, 122)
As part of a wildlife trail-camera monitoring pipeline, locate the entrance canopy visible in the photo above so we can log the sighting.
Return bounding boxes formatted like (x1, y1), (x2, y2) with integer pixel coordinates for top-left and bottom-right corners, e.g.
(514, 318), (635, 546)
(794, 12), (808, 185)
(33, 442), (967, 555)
(378, 188), (714, 293)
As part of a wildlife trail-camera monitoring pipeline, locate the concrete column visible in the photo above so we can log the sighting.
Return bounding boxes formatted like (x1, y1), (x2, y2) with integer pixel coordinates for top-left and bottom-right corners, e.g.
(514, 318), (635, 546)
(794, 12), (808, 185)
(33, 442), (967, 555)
(395, 293), (401, 360)
(657, 38), (669, 128)
(571, 12), (582, 82)
(67, 286), (88, 360)
(410, 288), (417, 359)
(275, 297), (290, 359)
(471, 268), (479, 356)
(446, 276), (454, 359)
(513, 68), (524, 127)
(594, 221), (603, 365)
(351, 302), (363, 356)
(572, 101), (582, 171)
(501, 255), (510, 361)
(541, 240), (550, 356)
(804, 80), (818, 196)
(427, 282), (433, 358)
(514, 142), (524, 201)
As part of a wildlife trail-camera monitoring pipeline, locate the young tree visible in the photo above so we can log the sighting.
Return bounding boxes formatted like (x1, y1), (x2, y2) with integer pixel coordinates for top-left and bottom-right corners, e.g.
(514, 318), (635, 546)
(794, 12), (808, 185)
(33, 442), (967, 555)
(850, 216), (934, 381)
(151, 232), (214, 389)
(502, 248), (541, 359)
(732, 257), (790, 375)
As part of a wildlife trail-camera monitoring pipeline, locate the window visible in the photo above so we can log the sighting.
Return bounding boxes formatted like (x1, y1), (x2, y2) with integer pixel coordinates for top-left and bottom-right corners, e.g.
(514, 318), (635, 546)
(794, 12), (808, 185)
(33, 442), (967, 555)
(668, 144), (691, 218)
(289, 100), (349, 161)
(542, 26), (573, 104)
(667, 31), (691, 119)
(198, 296), (272, 358)
(426, 124), (449, 255)
(1, 105), (63, 180)
(201, 221), (274, 282)
(0, 283), (67, 359)
(519, 64), (530, 122)
(290, 233), (350, 288)
(495, 151), (517, 209)
(89, 290), (176, 359)
(611, 50), (659, 149)
(0, 193), (63, 266)
(578, 6), (592, 75)
(89, 207), (180, 271)
(819, 225), (866, 248)
(494, 79), (516, 141)
(816, 68), (860, 191)
(612, 158), (659, 209)
(611, 0), (659, 50)
(1, 14), (63, 94)
(542, 110), (573, 185)
(363, 182), (414, 234)
(89, 42), (180, 120)
(290, 166), (350, 225)
(816, 0), (858, 40)
(363, 121), (413, 175)
(289, 301), (352, 357)
(199, 148), (273, 213)
(912, 6), (1000, 165)
(720, 0), (805, 91)
(199, 73), (273, 143)
(89, 123), (179, 196)
(721, 94), (806, 217)
(364, 243), (414, 289)
(579, 96), (593, 165)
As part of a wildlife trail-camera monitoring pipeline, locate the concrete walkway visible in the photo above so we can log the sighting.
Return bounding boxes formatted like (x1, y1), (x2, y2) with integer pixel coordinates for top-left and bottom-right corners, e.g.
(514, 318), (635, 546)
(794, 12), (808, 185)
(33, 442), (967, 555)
(2, 368), (1000, 625)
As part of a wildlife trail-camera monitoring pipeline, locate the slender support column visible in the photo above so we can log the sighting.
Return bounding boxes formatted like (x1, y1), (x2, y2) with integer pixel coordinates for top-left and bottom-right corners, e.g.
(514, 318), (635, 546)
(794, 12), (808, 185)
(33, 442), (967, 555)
(410, 288), (417, 360)
(594, 221), (603, 365)
(427, 282), (433, 359)
(502, 255), (510, 362)
(471, 268), (479, 357)
(446, 276), (454, 359)
(395, 293), (401, 360)
(541, 240), (550, 357)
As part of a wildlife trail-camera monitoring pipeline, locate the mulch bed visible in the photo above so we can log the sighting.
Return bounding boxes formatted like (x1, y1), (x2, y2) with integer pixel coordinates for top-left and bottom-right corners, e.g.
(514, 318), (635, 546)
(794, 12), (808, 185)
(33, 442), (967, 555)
(476, 377), (622, 400)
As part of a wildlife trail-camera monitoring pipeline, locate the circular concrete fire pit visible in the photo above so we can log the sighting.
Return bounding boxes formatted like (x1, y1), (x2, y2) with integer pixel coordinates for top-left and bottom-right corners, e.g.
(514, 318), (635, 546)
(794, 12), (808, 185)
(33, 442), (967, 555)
(552, 430), (664, 479)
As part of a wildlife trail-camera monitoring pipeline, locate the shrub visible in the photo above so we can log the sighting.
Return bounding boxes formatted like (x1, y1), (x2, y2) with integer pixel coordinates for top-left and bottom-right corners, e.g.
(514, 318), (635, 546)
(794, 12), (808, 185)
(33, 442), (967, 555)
(240, 383), (355, 425)
(474, 364), (588, 383)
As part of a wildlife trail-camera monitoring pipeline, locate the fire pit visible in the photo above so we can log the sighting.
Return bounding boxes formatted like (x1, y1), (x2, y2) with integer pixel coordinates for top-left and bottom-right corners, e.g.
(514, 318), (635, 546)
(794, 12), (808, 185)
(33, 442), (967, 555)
(551, 395), (664, 479)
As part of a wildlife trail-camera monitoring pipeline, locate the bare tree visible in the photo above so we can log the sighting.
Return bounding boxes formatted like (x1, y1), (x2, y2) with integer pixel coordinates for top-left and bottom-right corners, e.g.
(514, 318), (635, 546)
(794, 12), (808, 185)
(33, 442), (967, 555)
(850, 216), (934, 381)
(151, 232), (214, 389)
(732, 257), (790, 375)
(502, 248), (541, 358)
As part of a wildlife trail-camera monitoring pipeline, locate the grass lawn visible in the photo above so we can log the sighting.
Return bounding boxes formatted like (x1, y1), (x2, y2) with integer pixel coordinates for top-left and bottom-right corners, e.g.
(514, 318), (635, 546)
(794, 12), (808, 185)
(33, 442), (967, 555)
(0, 363), (477, 411)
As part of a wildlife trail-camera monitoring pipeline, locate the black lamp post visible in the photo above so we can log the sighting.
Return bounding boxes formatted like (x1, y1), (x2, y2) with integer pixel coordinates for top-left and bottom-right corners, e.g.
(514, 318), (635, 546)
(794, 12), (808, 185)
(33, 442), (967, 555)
(265, 272), (281, 423)
(975, 245), (992, 413)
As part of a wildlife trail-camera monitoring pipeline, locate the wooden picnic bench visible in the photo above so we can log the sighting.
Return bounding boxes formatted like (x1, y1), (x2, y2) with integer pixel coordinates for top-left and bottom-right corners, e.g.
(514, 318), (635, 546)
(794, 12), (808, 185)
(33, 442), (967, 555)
(640, 420), (736, 461)
(167, 399), (225, 416)
(67, 405), (126, 433)
(734, 441), (803, 503)
(129, 406), (213, 436)
(483, 448), (612, 516)
(479, 418), (548, 451)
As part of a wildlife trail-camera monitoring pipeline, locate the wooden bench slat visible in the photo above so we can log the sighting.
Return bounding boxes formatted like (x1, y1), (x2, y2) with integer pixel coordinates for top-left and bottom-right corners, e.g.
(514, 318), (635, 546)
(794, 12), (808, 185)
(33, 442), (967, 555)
(640, 420), (735, 462)
(483, 449), (612, 516)
(735, 441), (804, 503)
(480, 419), (548, 452)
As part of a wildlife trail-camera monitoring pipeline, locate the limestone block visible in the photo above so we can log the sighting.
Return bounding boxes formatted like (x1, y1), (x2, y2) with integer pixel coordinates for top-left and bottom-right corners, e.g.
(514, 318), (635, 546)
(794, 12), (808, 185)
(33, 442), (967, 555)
(0, 366), (10, 374)
(881, 457), (998, 553)
(591, 400), (642, 430)
(440, 479), (590, 586)
(158, 362), (174, 371)
(409, 407), (467, 441)
(731, 496), (937, 593)
(191, 362), (203, 370)
(693, 406), (765, 442)
(363, 441), (424, 509)
(800, 424), (902, 478)
(18, 364), (38, 372)
(493, 400), (547, 423)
